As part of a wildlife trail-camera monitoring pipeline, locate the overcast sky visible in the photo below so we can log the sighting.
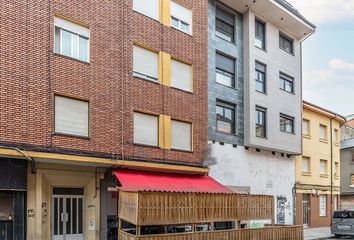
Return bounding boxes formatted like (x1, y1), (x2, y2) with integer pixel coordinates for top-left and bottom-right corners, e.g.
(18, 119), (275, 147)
(287, 0), (354, 116)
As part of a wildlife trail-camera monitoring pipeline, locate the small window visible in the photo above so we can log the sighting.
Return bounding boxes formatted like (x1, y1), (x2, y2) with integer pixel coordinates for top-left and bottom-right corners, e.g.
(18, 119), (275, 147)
(319, 195), (327, 217)
(54, 96), (89, 137)
(215, 6), (234, 42)
(280, 114), (294, 134)
(255, 19), (265, 49)
(171, 59), (192, 92)
(216, 53), (235, 88)
(302, 157), (310, 173)
(279, 32), (294, 54)
(320, 124), (327, 141)
(256, 106), (266, 138)
(303, 119), (310, 135)
(279, 72), (294, 93)
(255, 61), (266, 93)
(171, 120), (192, 151)
(216, 101), (236, 134)
(171, 1), (192, 34)
(334, 129), (339, 143)
(0, 193), (14, 221)
(133, 0), (159, 20)
(320, 160), (327, 175)
(133, 45), (159, 81)
(133, 112), (159, 146)
(54, 17), (89, 62)
(334, 162), (339, 177)
(351, 175), (354, 185)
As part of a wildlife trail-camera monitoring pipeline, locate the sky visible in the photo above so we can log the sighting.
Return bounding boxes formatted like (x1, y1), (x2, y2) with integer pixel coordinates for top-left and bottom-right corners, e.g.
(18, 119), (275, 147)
(287, 0), (354, 116)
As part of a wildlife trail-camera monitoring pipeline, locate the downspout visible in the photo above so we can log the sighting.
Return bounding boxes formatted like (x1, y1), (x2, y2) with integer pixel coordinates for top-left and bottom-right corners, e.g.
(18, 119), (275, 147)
(0, 145), (35, 173)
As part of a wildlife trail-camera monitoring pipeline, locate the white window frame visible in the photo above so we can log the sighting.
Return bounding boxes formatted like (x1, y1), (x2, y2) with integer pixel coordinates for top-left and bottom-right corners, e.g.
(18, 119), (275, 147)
(319, 195), (327, 217)
(170, 1), (192, 35)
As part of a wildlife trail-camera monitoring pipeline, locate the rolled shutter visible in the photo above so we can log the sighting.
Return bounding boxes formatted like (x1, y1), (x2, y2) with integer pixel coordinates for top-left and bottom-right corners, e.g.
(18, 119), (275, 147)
(216, 53), (234, 73)
(133, 45), (159, 80)
(216, 7), (234, 26)
(133, 0), (159, 20)
(171, 120), (191, 151)
(171, 59), (192, 91)
(171, 1), (191, 24)
(134, 112), (158, 146)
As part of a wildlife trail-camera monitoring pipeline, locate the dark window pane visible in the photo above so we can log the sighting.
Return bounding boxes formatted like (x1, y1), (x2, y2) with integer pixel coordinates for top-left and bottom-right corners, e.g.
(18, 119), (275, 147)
(280, 34), (294, 54)
(255, 19), (265, 49)
(256, 107), (266, 137)
(280, 114), (294, 133)
(216, 101), (236, 134)
(255, 62), (266, 93)
(216, 53), (235, 73)
(78, 198), (83, 234)
(54, 198), (58, 235)
(280, 73), (294, 93)
(53, 188), (84, 195)
(72, 198), (77, 234)
(55, 27), (61, 53)
(66, 198), (71, 234)
(59, 198), (63, 235)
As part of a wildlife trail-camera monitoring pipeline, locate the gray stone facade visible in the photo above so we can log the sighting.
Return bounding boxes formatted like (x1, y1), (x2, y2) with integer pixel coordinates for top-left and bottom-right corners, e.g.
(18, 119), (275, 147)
(208, 0), (244, 145)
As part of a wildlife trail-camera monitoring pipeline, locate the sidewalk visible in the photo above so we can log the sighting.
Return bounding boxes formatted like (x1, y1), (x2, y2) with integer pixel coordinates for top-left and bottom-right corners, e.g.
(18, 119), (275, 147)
(304, 227), (333, 240)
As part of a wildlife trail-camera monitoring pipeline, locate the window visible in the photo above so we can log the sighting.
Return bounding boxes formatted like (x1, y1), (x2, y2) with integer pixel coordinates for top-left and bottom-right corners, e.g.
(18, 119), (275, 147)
(303, 119), (310, 135)
(171, 1), (192, 34)
(280, 114), (294, 134)
(216, 101), (236, 134)
(334, 195), (338, 211)
(279, 72), (294, 93)
(171, 120), (192, 151)
(0, 193), (14, 221)
(133, 112), (158, 146)
(255, 19), (265, 49)
(215, 6), (234, 42)
(351, 175), (354, 186)
(54, 96), (89, 137)
(133, 45), (159, 81)
(171, 59), (192, 92)
(319, 195), (327, 217)
(133, 0), (159, 20)
(256, 106), (266, 138)
(334, 162), (339, 177)
(320, 124), (327, 141)
(302, 157), (310, 173)
(255, 61), (266, 93)
(334, 129), (339, 143)
(279, 32), (294, 54)
(216, 53), (235, 88)
(320, 160), (327, 175)
(54, 17), (89, 62)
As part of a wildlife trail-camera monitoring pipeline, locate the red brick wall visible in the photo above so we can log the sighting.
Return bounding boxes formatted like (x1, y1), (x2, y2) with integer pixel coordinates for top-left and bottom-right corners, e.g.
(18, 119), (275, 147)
(0, 0), (208, 166)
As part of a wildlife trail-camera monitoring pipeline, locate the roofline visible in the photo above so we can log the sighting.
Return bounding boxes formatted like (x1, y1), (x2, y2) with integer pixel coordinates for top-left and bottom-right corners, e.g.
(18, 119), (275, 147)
(274, 0), (317, 29)
(303, 100), (346, 125)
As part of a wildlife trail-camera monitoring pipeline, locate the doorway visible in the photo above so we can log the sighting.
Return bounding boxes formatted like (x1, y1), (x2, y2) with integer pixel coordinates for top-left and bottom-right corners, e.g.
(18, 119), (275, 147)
(302, 194), (310, 227)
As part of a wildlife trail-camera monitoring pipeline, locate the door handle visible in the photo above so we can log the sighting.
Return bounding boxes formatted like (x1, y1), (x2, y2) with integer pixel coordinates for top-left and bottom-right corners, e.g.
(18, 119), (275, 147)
(61, 213), (65, 222)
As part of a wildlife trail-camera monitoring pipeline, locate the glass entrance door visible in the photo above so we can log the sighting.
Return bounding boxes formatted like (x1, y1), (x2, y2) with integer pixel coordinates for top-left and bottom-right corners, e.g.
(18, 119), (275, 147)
(53, 188), (84, 240)
(302, 194), (310, 227)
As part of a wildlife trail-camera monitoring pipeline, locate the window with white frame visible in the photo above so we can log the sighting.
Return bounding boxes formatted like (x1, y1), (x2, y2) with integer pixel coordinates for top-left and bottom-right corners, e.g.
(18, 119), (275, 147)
(302, 157), (310, 173)
(171, 120), (192, 151)
(319, 195), (327, 217)
(170, 1), (192, 34)
(171, 59), (192, 92)
(133, 45), (159, 81)
(334, 129), (339, 143)
(54, 95), (89, 137)
(320, 124), (327, 140)
(133, 0), (159, 20)
(54, 17), (89, 62)
(303, 119), (310, 135)
(320, 159), (327, 175)
(133, 112), (159, 146)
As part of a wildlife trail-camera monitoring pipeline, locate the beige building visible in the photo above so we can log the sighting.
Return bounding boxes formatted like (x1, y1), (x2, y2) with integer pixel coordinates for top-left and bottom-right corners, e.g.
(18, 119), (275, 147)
(295, 101), (345, 227)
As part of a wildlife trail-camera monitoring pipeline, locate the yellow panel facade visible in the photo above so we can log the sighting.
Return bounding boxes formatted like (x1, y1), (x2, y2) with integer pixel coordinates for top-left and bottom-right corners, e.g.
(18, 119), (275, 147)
(159, 114), (171, 149)
(159, 52), (171, 86)
(160, 0), (171, 26)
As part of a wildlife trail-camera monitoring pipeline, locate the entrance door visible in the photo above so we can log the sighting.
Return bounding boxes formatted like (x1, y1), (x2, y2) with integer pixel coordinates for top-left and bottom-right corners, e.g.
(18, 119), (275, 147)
(302, 194), (310, 227)
(53, 188), (84, 240)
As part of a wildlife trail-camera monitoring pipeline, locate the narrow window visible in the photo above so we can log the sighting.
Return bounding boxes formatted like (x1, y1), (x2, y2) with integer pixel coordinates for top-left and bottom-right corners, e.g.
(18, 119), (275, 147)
(171, 1), (192, 34)
(302, 157), (310, 173)
(303, 119), (310, 135)
(54, 17), (89, 62)
(280, 114), (294, 134)
(171, 59), (192, 92)
(279, 32), (294, 54)
(54, 96), (89, 137)
(133, 45), (159, 81)
(319, 195), (327, 217)
(351, 175), (354, 186)
(320, 159), (327, 175)
(255, 19), (265, 49)
(171, 120), (192, 151)
(216, 53), (235, 88)
(279, 72), (294, 93)
(133, 0), (159, 20)
(320, 124), (327, 141)
(334, 129), (339, 143)
(216, 101), (236, 134)
(334, 162), (339, 177)
(256, 106), (266, 138)
(255, 61), (266, 93)
(215, 6), (234, 42)
(133, 112), (159, 146)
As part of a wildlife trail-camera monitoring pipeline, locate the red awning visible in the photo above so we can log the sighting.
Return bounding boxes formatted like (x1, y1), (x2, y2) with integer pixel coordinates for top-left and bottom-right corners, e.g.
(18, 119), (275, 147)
(114, 169), (233, 194)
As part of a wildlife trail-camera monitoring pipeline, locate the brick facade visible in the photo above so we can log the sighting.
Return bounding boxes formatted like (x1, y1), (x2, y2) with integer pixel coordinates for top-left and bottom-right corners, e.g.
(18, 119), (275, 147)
(0, 0), (208, 166)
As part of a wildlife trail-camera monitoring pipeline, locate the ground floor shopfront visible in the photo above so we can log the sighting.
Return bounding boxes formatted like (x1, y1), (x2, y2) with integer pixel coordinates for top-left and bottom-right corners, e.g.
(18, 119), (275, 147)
(295, 187), (339, 228)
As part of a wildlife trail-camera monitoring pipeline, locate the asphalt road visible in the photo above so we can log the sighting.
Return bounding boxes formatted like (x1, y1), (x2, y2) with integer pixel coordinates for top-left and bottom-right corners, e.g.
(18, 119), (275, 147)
(329, 237), (354, 239)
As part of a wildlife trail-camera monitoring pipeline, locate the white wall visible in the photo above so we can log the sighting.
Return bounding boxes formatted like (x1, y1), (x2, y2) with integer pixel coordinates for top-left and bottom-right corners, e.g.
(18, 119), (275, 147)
(209, 142), (295, 225)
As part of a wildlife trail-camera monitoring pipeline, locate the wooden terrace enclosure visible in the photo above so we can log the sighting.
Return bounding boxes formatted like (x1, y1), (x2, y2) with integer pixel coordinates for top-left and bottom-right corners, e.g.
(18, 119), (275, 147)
(114, 170), (303, 240)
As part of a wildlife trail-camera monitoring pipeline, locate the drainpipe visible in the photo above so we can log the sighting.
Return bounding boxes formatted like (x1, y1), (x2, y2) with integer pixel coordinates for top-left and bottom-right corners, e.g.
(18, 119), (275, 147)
(0, 145), (35, 173)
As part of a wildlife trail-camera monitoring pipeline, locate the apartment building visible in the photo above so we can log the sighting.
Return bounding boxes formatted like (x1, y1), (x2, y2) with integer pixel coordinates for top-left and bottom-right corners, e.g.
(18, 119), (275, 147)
(208, 0), (315, 225)
(295, 101), (345, 228)
(340, 115), (354, 209)
(0, 0), (209, 239)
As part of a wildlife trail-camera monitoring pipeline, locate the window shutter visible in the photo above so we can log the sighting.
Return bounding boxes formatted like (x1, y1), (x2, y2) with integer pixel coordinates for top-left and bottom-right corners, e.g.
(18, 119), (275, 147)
(133, 112), (158, 146)
(171, 120), (191, 151)
(216, 7), (234, 26)
(171, 60), (192, 91)
(133, 0), (159, 20)
(133, 46), (159, 80)
(171, 1), (191, 24)
(54, 17), (89, 38)
(216, 53), (234, 73)
(55, 96), (89, 137)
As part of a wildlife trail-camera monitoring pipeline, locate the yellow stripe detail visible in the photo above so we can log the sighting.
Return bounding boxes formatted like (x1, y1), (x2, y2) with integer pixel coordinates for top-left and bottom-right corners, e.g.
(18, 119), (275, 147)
(160, 52), (171, 87)
(160, 0), (171, 27)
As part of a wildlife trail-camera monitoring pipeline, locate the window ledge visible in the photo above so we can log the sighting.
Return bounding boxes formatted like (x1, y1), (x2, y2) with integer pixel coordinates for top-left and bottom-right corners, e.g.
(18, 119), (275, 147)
(334, 176), (340, 180)
(279, 88), (295, 95)
(170, 86), (193, 94)
(302, 172), (311, 176)
(133, 143), (160, 149)
(53, 132), (90, 140)
(133, 75), (160, 85)
(215, 82), (238, 91)
(350, 185), (354, 188)
(215, 35), (237, 46)
(54, 52), (90, 65)
(255, 46), (267, 53)
(280, 131), (295, 135)
(320, 174), (329, 178)
(255, 90), (267, 95)
(279, 48), (295, 56)
(335, 143), (340, 147)
(171, 148), (193, 153)
(303, 134), (311, 139)
(171, 26), (193, 37)
(319, 139), (329, 144)
(216, 130), (238, 137)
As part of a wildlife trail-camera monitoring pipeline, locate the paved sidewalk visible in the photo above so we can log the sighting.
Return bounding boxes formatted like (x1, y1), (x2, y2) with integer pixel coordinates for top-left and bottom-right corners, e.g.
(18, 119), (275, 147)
(304, 227), (333, 240)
